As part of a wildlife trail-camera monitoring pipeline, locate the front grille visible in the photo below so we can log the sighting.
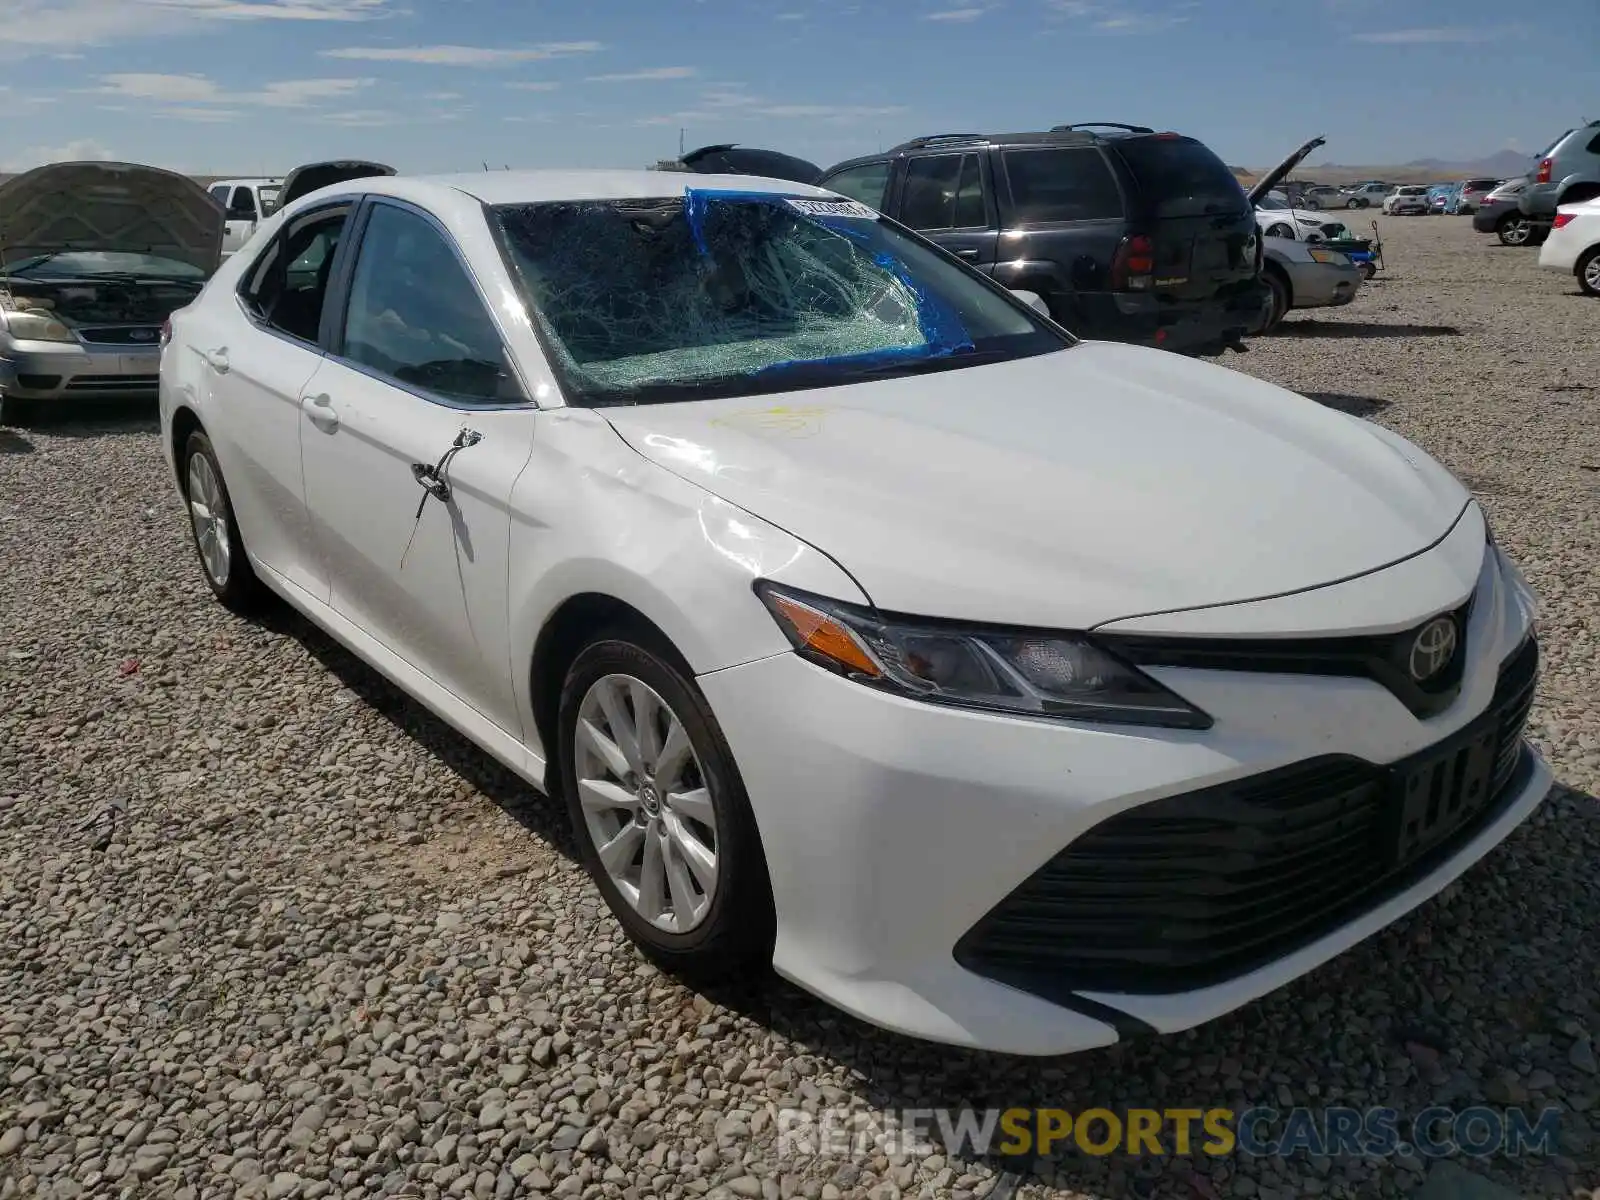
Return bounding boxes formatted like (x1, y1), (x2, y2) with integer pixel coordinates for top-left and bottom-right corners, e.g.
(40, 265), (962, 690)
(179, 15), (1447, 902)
(78, 327), (163, 346)
(956, 636), (1539, 998)
(1104, 598), (1475, 719)
(63, 374), (160, 393)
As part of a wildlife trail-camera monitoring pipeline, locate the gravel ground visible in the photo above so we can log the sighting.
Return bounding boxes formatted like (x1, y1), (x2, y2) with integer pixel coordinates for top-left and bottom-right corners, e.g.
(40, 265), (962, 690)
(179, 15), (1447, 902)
(2, 214), (1596, 1200)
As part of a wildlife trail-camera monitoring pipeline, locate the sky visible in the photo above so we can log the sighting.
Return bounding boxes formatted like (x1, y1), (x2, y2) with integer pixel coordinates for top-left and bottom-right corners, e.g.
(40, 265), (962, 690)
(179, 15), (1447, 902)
(0, 0), (1594, 177)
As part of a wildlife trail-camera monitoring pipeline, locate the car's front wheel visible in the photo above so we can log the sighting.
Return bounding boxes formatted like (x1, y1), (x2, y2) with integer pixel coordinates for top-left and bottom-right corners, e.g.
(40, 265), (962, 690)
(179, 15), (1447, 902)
(1261, 270), (1290, 332)
(1346, 198), (1360, 209)
(1578, 247), (1600, 298)
(558, 634), (775, 981)
(1266, 223), (1295, 240)
(183, 430), (263, 612)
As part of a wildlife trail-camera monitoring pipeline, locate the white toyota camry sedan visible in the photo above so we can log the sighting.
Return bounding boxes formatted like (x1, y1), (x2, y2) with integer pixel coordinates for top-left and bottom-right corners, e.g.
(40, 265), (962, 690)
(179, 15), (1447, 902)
(159, 169), (1551, 1055)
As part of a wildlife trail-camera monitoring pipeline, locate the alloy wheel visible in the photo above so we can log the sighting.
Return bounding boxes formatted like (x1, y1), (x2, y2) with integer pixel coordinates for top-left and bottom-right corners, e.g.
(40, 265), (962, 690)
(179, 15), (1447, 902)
(187, 452), (232, 586)
(1501, 217), (1532, 246)
(573, 673), (719, 933)
(1583, 254), (1600, 296)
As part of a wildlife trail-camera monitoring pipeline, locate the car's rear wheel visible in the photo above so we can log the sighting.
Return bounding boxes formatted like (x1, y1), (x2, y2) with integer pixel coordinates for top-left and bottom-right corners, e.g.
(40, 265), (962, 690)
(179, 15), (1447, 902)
(1578, 247), (1600, 298)
(1262, 269), (1290, 332)
(558, 634), (775, 981)
(183, 430), (263, 612)
(1345, 198), (1359, 209)
(1497, 214), (1534, 246)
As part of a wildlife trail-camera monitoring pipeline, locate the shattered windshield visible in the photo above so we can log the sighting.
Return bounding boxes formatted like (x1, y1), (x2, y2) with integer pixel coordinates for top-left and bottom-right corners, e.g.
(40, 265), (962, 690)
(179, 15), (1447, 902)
(490, 191), (1070, 406)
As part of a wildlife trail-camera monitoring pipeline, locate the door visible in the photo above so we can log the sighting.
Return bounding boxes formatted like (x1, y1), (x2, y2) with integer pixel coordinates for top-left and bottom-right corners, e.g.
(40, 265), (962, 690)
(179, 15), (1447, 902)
(991, 144), (1128, 308)
(893, 152), (998, 272)
(300, 198), (537, 733)
(222, 185), (259, 256)
(204, 201), (356, 600)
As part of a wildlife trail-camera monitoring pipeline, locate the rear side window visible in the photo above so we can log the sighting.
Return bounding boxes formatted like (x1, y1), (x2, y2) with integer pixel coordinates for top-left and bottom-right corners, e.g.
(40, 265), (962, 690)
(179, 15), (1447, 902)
(1111, 135), (1246, 218)
(899, 154), (987, 230)
(1587, 132), (1600, 155)
(821, 162), (891, 210)
(1001, 147), (1122, 223)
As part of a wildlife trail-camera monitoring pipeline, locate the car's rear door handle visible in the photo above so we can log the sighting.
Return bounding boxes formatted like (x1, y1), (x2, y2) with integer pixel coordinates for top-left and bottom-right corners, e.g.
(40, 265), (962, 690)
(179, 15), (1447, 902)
(956, 248), (979, 259)
(203, 347), (229, 374)
(302, 392), (339, 433)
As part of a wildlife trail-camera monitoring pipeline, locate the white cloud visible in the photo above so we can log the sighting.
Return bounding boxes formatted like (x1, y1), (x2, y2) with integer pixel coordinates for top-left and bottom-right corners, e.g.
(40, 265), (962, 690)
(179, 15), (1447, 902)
(586, 66), (697, 82)
(505, 81), (560, 91)
(755, 103), (906, 119)
(93, 72), (373, 108)
(0, 0), (391, 52)
(1351, 26), (1506, 43)
(1045, 0), (1188, 32)
(321, 42), (601, 65)
(423, 90), (463, 100)
(4, 138), (114, 171)
(315, 108), (394, 126)
(774, 10), (804, 18)
(157, 106), (242, 122)
(924, 6), (986, 19)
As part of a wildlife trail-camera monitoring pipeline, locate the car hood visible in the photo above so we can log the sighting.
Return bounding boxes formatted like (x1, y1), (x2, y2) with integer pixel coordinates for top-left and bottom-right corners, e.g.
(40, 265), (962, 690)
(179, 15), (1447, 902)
(278, 160), (396, 208)
(602, 342), (1470, 629)
(0, 161), (222, 273)
(1247, 135), (1325, 205)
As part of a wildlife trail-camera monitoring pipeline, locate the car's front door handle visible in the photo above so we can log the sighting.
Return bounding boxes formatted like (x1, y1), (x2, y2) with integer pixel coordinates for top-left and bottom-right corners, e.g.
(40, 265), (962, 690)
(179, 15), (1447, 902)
(203, 347), (229, 374)
(955, 248), (980, 259)
(302, 392), (339, 433)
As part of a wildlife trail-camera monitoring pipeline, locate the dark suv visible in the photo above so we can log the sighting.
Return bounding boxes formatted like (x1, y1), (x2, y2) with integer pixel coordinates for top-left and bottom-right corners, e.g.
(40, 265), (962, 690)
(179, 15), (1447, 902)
(817, 124), (1267, 355)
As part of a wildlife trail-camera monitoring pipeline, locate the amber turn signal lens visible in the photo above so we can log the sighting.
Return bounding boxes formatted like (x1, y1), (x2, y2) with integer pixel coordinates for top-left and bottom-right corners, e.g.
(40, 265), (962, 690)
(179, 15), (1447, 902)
(768, 593), (882, 677)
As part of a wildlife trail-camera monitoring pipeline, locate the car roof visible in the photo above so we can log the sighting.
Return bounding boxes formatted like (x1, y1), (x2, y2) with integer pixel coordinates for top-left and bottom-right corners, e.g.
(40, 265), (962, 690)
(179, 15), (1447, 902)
(285, 169), (843, 213)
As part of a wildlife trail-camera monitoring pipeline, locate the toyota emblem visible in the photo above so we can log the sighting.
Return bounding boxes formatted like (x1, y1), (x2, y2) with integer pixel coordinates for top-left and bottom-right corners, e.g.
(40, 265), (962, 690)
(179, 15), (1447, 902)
(129, 329), (156, 342)
(1408, 617), (1458, 682)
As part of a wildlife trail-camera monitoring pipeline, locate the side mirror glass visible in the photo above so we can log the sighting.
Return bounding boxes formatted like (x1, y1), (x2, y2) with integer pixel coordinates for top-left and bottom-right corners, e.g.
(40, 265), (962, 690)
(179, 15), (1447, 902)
(1009, 288), (1050, 316)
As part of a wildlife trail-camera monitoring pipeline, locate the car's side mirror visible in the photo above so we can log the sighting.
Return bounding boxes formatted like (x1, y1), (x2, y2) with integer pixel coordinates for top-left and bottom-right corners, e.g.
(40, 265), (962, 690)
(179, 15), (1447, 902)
(1009, 289), (1050, 316)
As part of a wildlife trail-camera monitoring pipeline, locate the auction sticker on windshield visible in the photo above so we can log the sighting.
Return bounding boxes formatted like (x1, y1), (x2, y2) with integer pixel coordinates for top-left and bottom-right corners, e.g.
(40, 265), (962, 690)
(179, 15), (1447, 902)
(786, 198), (878, 219)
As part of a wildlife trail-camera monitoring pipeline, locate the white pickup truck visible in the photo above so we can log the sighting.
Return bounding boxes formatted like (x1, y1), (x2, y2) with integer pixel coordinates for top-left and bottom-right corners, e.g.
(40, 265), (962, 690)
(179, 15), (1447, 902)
(206, 178), (283, 259)
(206, 162), (396, 259)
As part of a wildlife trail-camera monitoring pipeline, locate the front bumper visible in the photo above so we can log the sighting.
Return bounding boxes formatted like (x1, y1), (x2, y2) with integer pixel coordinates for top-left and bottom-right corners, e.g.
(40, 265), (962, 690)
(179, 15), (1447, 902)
(0, 338), (161, 400)
(700, 540), (1547, 1055)
(1284, 260), (1361, 309)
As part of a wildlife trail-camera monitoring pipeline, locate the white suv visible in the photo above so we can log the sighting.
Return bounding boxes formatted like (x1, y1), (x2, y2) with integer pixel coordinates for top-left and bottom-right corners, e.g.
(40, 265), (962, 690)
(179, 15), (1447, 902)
(1384, 186), (1432, 216)
(1340, 183), (1390, 209)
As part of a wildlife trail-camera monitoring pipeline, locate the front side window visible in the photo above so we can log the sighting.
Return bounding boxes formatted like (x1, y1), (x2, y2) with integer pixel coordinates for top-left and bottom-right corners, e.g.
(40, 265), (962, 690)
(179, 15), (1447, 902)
(228, 187), (258, 219)
(340, 203), (520, 405)
(899, 154), (987, 230)
(209, 184), (229, 205)
(240, 207), (350, 343)
(1002, 147), (1123, 223)
(820, 162), (890, 210)
(491, 191), (1069, 407)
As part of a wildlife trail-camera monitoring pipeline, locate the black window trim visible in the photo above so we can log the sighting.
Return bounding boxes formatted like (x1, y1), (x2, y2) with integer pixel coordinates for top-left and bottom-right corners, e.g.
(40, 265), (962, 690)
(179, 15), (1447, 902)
(993, 143), (1127, 229)
(898, 151), (995, 234)
(320, 195), (534, 413)
(233, 199), (358, 356)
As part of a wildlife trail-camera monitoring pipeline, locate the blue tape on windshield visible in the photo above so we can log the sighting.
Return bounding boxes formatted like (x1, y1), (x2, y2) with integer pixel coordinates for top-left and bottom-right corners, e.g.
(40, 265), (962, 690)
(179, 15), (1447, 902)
(681, 187), (974, 375)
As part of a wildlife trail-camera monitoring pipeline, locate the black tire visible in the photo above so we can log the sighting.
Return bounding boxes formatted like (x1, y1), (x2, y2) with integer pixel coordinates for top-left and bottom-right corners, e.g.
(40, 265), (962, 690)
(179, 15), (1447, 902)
(182, 430), (264, 613)
(1266, 224), (1295, 240)
(558, 634), (775, 982)
(1262, 269), (1290, 332)
(1497, 213), (1534, 246)
(1346, 198), (1360, 209)
(1578, 247), (1600, 298)
(0, 396), (36, 426)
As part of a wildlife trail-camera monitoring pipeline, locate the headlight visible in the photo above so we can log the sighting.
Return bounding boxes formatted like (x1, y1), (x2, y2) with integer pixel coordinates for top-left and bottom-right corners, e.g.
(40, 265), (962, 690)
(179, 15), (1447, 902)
(1296, 215), (1320, 225)
(1, 308), (76, 343)
(1307, 248), (1351, 266)
(755, 583), (1212, 729)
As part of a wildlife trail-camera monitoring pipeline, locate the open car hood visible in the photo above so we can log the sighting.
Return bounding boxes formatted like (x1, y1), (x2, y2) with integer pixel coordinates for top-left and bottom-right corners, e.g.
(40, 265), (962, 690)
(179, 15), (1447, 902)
(0, 161), (222, 274)
(278, 160), (396, 208)
(1248, 135), (1326, 206)
(679, 145), (823, 186)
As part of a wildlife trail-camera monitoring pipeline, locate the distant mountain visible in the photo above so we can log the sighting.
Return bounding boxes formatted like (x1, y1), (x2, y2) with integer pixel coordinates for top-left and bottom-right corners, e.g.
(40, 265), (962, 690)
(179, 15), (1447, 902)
(1310, 148), (1535, 179)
